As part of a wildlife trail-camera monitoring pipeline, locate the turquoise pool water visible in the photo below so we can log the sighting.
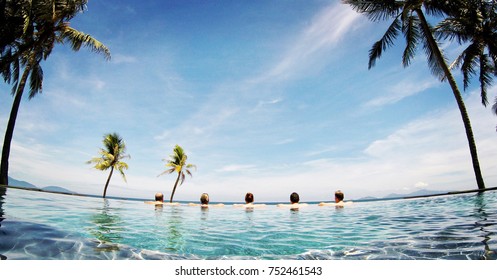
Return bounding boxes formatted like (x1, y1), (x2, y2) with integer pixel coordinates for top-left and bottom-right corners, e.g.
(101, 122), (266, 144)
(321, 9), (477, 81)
(0, 186), (496, 260)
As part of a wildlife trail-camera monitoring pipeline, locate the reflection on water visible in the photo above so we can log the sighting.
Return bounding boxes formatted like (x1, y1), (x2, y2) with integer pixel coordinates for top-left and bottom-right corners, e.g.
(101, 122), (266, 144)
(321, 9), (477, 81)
(154, 204), (163, 214)
(88, 199), (123, 251)
(473, 193), (497, 260)
(0, 187), (6, 260)
(200, 207), (209, 220)
(0, 186), (6, 221)
(163, 207), (185, 252)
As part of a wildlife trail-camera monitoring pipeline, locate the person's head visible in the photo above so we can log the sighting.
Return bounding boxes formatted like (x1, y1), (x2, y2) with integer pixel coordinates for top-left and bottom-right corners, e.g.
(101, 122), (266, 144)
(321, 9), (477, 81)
(245, 192), (254, 204)
(155, 193), (164, 202)
(335, 190), (344, 203)
(200, 193), (209, 205)
(290, 192), (300, 204)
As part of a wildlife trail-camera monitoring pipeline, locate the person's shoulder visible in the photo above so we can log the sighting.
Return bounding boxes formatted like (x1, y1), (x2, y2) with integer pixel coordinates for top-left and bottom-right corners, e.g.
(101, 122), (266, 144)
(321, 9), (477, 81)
(212, 203), (225, 207)
(278, 203), (306, 208)
(245, 203), (265, 208)
(252, 204), (266, 207)
(318, 202), (335, 206)
(163, 202), (180, 206)
(145, 201), (163, 205)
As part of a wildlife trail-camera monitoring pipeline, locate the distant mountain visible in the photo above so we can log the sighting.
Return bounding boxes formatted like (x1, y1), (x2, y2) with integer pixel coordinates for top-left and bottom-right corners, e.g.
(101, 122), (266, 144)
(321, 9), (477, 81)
(42, 186), (77, 194)
(384, 189), (447, 199)
(7, 177), (39, 189)
(357, 189), (449, 201)
(406, 189), (446, 197)
(357, 196), (379, 201)
(384, 193), (405, 199)
(6, 177), (77, 194)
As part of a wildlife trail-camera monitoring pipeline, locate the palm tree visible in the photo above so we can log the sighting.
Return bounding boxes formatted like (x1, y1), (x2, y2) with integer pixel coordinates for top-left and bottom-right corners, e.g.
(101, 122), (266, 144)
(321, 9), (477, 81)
(0, 0), (110, 185)
(343, 0), (486, 190)
(87, 133), (130, 198)
(158, 145), (196, 203)
(435, 0), (497, 113)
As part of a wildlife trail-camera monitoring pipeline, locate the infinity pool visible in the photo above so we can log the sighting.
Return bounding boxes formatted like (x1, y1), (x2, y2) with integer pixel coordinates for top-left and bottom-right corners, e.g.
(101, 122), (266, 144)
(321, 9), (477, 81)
(0, 186), (496, 260)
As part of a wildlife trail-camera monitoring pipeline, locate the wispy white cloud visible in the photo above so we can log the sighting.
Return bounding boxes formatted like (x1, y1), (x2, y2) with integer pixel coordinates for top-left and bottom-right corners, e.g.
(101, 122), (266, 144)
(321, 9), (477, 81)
(111, 54), (138, 64)
(305, 146), (339, 157)
(251, 3), (363, 84)
(216, 164), (257, 173)
(414, 181), (429, 188)
(364, 78), (439, 108)
(274, 138), (295, 145)
(250, 98), (283, 112)
(259, 98), (282, 106)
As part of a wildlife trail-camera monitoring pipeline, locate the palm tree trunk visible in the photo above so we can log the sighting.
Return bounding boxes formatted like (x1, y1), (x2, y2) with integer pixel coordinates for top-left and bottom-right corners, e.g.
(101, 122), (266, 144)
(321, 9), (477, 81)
(170, 172), (181, 203)
(103, 166), (114, 198)
(416, 9), (485, 190)
(0, 66), (31, 186)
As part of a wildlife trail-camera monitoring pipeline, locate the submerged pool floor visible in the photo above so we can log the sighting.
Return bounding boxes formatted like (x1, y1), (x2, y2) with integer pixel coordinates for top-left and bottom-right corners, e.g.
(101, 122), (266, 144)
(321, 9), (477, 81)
(1, 187), (496, 260)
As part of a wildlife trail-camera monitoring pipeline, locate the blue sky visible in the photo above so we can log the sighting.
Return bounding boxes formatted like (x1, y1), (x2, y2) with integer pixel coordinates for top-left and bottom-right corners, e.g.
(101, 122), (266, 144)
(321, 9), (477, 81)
(1, 0), (496, 202)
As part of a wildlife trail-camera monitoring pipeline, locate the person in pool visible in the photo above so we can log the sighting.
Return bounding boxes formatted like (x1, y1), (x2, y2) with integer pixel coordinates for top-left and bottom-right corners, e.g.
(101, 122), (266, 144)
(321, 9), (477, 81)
(144, 192), (180, 206)
(144, 192), (164, 205)
(318, 190), (353, 207)
(277, 192), (307, 209)
(188, 193), (224, 208)
(233, 192), (265, 208)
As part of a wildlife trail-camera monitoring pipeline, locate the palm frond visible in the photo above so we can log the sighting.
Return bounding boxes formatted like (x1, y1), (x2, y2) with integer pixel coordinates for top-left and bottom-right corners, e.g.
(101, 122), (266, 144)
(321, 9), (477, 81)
(460, 42), (481, 90)
(117, 167), (127, 183)
(419, 20), (446, 80)
(343, 0), (402, 22)
(186, 163), (197, 170)
(61, 26), (110, 60)
(369, 16), (402, 69)
(422, 0), (452, 17)
(158, 168), (175, 177)
(448, 52), (465, 71)
(21, 0), (31, 35)
(435, 18), (468, 43)
(185, 169), (192, 177)
(479, 54), (493, 106)
(179, 173), (186, 186)
(28, 61), (43, 99)
(402, 14), (421, 67)
(486, 33), (497, 69)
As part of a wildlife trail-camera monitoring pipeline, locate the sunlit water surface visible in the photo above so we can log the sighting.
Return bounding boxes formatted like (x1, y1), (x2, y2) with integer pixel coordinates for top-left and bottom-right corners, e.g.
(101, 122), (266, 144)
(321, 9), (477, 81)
(0, 187), (496, 260)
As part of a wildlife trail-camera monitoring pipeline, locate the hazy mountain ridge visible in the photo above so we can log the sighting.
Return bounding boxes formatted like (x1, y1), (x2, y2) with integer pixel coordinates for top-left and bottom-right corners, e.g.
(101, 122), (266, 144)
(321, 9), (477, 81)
(358, 189), (448, 201)
(42, 186), (77, 194)
(7, 177), (39, 189)
(7, 177), (76, 194)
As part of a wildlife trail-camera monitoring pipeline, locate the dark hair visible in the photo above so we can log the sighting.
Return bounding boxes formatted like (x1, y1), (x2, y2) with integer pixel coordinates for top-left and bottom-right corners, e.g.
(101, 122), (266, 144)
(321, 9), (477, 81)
(200, 193), (209, 204)
(155, 193), (164, 202)
(335, 190), (344, 202)
(245, 192), (254, 203)
(290, 192), (299, 203)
